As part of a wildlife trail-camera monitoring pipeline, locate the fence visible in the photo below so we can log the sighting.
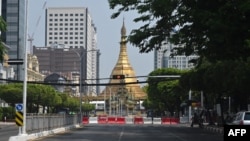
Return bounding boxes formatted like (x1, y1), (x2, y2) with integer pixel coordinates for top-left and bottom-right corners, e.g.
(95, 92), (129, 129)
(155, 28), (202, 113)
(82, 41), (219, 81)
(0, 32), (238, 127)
(24, 114), (181, 133)
(26, 113), (79, 133)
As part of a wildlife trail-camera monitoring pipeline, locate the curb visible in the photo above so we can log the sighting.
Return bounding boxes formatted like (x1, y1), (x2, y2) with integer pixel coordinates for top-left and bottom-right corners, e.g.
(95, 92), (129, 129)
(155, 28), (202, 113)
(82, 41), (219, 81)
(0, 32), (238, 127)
(8, 124), (81, 141)
(203, 126), (224, 134)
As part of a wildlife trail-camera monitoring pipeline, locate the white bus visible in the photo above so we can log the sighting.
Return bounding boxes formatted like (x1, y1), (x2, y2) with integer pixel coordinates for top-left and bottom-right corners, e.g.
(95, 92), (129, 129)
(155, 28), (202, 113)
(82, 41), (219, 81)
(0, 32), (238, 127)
(89, 101), (105, 110)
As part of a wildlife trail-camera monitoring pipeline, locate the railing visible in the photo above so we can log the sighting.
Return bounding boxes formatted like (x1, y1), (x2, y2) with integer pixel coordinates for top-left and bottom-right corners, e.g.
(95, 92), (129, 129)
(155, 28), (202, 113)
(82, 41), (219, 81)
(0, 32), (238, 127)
(26, 113), (79, 133)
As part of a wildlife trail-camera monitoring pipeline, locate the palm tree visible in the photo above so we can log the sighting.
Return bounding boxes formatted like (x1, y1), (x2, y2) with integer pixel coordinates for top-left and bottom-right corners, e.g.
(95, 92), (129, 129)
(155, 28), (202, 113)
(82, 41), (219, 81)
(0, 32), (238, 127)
(0, 16), (7, 62)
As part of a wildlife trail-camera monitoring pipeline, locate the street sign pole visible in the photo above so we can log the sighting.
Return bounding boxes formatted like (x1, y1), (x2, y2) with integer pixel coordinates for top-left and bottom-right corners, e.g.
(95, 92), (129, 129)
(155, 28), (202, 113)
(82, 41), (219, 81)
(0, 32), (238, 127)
(15, 103), (24, 135)
(21, 0), (28, 135)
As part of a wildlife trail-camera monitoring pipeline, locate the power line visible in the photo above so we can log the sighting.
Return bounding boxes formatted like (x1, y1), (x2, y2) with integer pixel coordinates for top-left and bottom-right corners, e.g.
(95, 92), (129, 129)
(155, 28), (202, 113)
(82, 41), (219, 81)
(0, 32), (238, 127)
(0, 76), (179, 86)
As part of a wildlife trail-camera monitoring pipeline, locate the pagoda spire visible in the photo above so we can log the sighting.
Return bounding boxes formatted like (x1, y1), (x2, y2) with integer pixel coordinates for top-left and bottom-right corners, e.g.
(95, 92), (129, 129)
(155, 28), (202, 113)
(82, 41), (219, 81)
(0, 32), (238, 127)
(100, 20), (146, 102)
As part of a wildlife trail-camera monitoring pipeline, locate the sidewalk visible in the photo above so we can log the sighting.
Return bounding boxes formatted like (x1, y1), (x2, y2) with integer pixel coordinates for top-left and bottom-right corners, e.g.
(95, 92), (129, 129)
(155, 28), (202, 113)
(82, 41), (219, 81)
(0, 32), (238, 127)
(180, 122), (224, 134)
(0, 121), (15, 125)
(203, 124), (224, 134)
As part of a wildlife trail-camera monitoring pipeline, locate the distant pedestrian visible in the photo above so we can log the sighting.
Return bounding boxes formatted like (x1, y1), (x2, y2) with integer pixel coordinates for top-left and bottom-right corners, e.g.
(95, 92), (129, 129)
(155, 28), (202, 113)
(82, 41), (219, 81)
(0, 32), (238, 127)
(191, 113), (199, 127)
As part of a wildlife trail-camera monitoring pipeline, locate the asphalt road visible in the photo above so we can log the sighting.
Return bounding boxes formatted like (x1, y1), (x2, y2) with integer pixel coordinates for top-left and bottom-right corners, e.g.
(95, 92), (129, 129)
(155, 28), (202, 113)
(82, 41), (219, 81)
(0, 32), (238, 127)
(0, 122), (19, 141)
(33, 124), (223, 141)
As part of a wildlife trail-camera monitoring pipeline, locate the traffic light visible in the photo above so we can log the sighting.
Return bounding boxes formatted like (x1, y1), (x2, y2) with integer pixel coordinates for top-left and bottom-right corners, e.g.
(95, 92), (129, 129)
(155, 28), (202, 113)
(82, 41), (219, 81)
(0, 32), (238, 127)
(191, 102), (201, 107)
(112, 75), (125, 79)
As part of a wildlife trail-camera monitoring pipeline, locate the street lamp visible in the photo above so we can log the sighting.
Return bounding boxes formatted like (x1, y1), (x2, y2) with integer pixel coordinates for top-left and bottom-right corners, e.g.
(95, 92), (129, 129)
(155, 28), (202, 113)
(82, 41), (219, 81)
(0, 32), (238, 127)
(71, 48), (97, 124)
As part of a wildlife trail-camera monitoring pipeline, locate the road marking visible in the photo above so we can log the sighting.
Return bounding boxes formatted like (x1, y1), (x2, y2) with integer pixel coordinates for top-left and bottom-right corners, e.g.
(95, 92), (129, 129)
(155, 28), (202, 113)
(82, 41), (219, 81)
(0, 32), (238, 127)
(118, 127), (124, 141)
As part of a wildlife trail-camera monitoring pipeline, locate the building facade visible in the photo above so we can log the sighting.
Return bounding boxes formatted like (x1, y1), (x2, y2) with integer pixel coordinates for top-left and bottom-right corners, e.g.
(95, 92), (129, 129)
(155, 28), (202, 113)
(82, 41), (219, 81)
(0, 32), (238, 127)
(154, 38), (198, 70)
(44, 7), (99, 96)
(27, 54), (44, 82)
(1, 0), (27, 80)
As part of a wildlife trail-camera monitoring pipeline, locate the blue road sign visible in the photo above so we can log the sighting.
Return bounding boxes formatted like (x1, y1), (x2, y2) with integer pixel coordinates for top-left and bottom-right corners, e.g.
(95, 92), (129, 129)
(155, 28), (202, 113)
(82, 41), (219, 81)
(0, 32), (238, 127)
(15, 103), (23, 111)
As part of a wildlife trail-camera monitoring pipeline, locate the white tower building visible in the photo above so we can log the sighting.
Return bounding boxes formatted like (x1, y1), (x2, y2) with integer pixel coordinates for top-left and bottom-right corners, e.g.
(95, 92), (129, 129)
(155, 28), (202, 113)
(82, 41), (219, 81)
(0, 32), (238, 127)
(45, 7), (98, 96)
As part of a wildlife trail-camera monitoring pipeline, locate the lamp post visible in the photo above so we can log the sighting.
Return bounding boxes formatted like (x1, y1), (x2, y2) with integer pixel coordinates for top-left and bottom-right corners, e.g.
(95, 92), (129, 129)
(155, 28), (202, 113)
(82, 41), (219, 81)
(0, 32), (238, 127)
(72, 48), (97, 124)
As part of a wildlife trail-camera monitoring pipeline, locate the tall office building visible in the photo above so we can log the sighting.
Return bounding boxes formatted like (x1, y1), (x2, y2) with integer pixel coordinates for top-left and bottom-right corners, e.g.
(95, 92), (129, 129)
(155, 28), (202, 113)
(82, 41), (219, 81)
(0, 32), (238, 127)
(45, 7), (99, 96)
(154, 38), (198, 70)
(1, 0), (27, 80)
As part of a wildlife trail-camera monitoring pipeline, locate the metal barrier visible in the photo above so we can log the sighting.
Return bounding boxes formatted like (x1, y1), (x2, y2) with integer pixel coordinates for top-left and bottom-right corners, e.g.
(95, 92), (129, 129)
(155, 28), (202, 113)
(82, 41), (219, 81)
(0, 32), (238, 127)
(26, 113), (79, 133)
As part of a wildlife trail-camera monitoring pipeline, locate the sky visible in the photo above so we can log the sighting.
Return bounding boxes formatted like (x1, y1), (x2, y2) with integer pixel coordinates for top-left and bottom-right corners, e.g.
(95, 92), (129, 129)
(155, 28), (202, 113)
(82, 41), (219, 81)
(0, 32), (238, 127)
(28, 0), (154, 88)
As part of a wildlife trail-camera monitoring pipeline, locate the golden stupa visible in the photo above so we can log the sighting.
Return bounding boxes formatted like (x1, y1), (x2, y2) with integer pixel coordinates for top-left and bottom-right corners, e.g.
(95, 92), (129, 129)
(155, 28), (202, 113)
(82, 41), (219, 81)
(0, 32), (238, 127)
(99, 21), (147, 115)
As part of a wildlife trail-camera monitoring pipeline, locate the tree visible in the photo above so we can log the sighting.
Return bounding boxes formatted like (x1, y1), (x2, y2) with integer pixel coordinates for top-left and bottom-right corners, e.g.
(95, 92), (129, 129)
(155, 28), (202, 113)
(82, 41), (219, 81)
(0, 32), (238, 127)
(108, 0), (250, 63)
(0, 16), (7, 62)
(0, 83), (23, 106)
(147, 68), (187, 116)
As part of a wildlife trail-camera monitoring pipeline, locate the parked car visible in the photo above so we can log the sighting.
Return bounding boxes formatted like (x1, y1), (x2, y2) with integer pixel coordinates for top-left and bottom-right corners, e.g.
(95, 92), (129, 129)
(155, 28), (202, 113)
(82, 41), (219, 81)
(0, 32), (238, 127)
(231, 111), (250, 125)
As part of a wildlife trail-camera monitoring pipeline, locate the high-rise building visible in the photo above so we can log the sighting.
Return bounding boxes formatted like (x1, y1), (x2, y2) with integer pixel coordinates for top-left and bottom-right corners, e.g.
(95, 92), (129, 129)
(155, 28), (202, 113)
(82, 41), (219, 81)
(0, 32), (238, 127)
(44, 7), (99, 96)
(1, 0), (27, 80)
(154, 38), (198, 70)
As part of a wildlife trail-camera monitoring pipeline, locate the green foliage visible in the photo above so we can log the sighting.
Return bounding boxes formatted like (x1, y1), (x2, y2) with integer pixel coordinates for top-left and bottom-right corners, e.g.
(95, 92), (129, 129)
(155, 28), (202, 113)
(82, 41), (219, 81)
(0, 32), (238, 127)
(0, 83), (79, 113)
(0, 107), (15, 120)
(108, 0), (250, 63)
(82, 103), (95, 112)
(146, 68), (187, 115)
(0, 16), (7, 62)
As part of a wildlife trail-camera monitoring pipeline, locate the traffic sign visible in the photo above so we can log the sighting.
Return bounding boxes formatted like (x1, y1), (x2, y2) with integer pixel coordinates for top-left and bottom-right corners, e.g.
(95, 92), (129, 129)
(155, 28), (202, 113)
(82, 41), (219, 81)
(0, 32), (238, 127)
(7, 59), (24, 65)
(15, 111), (23, 126)
(15, 103), (23, 112)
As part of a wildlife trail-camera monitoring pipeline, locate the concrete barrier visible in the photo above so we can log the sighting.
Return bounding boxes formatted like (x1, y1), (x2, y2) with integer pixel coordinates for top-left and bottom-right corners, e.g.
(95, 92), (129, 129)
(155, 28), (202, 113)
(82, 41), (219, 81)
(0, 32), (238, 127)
(134, 117), (144, 124)
(82, 116), (89, 124)
(180, 116), (189, 123)
(107, 116), (116, 124)
(125, 117), (133, 124)
(116, 117), (126, 124)
(153, 118), (162, 125)
(161, 117), (171, 124)
(143, 117), (153, 124)
(98, 115), (107, 124)
(89, 117), (98, 124)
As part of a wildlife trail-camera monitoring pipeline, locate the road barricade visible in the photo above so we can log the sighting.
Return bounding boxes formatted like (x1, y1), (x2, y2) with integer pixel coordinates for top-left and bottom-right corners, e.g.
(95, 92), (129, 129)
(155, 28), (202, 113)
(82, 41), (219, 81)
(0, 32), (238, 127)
(116, 117), (126, 124)
(134, 116), (144, 124)
(143, 117), (152, 124)
(179, 116), (189, 123)
(153, 118), (162, 125)
(161, 117), (180, 124)
(125, 117), (133, 124)
(82, 116), (89, 124)
(171, 118), (179, 124)
(98, 115), (107, 124)
(89, 117), (98, 124)
(161, 117), (171, 124)
(107, 116), (116, 124)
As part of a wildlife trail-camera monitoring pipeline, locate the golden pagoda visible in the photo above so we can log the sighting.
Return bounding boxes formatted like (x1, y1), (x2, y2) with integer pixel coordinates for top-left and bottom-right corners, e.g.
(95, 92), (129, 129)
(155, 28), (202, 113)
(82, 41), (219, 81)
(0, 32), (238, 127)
(100, 21), (147, 115)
